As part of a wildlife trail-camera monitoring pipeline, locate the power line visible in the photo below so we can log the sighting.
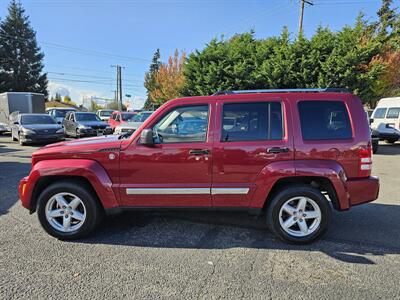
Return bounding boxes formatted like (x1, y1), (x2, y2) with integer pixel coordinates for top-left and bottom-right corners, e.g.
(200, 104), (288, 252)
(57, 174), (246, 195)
(0, 31), (151, 63)
(298, 0), (314, 35)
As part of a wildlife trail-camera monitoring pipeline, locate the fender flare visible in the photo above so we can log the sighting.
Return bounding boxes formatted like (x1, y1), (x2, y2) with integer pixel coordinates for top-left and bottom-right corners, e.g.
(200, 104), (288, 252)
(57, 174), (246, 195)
(26, 159), (119, 210)
(250, 160), (349, 210)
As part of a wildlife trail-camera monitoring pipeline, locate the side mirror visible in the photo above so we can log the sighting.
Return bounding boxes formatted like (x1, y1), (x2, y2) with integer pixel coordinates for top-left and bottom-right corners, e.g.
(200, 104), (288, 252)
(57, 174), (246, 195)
(13, 121), (19, 125)
(369, 118), (373, 125)
(140, 129), (154, 146)
(57, 121), (62, 124)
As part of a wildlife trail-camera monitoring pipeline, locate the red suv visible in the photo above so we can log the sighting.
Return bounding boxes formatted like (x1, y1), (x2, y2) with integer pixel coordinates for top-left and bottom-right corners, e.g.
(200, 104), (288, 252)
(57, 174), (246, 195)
(19, 89), (379, 243)
(108, 111), (137, 130)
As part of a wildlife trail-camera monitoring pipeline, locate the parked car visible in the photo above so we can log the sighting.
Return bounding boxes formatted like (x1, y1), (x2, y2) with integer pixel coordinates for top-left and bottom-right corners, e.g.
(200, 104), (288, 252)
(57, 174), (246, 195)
(11, 113), (64, 145)
(96, 109), (114, 121)
(113, 111), (153, 135)
(370, 97), (400, 143)
(19, 88), (379, 243)
(46, 107), (76, 124)
(108, 111), (136, 131)
(62, 111), (112, 138)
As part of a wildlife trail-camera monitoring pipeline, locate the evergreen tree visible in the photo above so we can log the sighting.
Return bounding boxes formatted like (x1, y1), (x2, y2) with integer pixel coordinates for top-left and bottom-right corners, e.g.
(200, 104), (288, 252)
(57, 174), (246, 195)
(376, 0), (396, 37)
(0, 0), (48, 97)
(143, 49), (161, 109)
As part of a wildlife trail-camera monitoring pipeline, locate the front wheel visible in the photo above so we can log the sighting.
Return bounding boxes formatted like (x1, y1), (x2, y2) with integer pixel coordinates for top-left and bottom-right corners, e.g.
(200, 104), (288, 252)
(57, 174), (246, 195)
(266, 185), (332, 244)
(37, 181), (103, 240)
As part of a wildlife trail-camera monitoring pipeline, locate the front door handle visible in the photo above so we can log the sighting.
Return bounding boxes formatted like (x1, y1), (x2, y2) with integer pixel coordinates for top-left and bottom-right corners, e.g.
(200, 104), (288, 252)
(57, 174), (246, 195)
(189, 149), (210, 155)
(266, 147), (289, 154)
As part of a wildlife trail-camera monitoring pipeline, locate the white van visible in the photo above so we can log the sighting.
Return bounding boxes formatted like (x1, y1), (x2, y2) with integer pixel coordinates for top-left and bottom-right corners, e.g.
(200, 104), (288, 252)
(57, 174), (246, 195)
(371, 97), (400, 143)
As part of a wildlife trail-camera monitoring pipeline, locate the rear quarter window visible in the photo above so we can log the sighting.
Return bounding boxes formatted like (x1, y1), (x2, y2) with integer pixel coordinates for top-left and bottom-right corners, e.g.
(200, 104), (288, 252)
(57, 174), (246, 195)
(298, 101), (352, 140)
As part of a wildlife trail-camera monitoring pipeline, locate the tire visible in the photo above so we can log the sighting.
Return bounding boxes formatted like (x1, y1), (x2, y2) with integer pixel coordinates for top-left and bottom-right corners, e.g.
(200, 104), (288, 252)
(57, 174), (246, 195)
(266, 185), (332, 244)
(18, 133), (26, 146)
(37, 180), (103, 240)
(372, 142), (379, 154)
(386, 138), (398, 144)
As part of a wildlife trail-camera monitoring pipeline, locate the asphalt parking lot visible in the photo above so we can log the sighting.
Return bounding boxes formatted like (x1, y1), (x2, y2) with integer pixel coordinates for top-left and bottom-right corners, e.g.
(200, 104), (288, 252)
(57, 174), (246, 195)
(0, 135), (400, 299)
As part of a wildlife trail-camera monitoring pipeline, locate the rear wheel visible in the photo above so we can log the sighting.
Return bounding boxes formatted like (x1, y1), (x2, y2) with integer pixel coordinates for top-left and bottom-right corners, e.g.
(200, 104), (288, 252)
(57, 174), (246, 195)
(266, 185), (332, 244)
(372, 141), (379, 154)
(37, 181), (103, 240)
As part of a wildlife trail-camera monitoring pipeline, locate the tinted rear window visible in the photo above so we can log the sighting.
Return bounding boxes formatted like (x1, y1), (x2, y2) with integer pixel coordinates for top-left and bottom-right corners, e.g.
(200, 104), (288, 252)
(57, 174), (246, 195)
(221, 102), (283, 142)
(298, 101), (352, 140)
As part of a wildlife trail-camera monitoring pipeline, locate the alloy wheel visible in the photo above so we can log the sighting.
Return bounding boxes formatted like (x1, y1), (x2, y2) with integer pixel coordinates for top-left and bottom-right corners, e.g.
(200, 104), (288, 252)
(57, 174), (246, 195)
(278, 196), (321, 237)
(45, 192), (86, 233)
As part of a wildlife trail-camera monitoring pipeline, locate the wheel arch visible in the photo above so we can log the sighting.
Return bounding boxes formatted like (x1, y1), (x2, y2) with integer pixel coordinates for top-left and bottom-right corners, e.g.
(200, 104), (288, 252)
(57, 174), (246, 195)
(24, 159), (119, 213)
(262, 176), (340, 211)
(30, 176), (103, 213)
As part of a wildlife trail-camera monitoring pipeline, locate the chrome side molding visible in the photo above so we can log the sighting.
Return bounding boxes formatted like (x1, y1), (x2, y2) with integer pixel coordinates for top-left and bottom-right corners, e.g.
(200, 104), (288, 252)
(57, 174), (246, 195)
(126, 187), (250, 195)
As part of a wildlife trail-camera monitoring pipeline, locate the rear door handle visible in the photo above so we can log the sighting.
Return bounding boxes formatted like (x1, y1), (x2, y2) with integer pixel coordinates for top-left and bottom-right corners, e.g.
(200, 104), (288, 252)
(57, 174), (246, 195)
(189, 149), (210, 155)
(266, 147), (289, 153)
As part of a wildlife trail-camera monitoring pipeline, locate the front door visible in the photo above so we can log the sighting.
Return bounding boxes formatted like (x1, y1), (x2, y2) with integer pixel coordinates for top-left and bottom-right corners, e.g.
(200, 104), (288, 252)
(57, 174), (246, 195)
(119, 103), (213, 207)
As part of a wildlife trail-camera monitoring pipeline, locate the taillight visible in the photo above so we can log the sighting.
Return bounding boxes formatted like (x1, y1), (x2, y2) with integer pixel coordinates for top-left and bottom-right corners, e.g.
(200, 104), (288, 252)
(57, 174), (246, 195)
(358, 143), (372, 178)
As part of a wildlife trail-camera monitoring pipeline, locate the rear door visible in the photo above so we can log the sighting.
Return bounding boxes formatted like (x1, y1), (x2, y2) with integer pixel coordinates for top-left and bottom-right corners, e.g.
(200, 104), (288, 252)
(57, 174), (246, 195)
(212, 96), (294, 207)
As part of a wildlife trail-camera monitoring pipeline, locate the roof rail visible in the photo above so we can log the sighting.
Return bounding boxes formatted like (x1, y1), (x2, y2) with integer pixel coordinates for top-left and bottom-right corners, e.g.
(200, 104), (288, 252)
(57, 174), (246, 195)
(212, 88), (350, 95)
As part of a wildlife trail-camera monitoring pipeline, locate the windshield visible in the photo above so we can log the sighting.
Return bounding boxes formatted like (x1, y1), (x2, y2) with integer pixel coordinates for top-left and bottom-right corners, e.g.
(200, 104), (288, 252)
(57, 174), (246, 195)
(55, 110), (74, 117)
(139, 112), (152, 122)
(21, 115), (56, 125)
(75, 113), (101, 122)
(122, 113), (136, 121)
(99, 111), (113, 117)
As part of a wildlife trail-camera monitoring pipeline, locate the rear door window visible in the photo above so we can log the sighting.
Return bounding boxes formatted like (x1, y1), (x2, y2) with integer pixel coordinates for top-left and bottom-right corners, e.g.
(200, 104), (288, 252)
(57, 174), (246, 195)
(386, 107), (400, 119)
(373, 108), (387, 119)
(298, 101), (352, 140)
(221, 102), (283, 142)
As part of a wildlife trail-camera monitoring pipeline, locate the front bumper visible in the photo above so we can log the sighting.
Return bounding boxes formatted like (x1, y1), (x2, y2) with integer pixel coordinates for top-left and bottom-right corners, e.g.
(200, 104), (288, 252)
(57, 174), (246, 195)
(78, 128), (113, 136)
(20, 133), (65, 143)
(346, 176), (379, 207)
(19, 177), (30, 210)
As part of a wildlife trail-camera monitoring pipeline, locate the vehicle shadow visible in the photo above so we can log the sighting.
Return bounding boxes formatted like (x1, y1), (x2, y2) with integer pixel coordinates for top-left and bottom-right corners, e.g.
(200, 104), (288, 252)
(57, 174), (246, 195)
(376, 142), (400, 155)
(79, 202), (400, 265)
(0, 161), (31, 217)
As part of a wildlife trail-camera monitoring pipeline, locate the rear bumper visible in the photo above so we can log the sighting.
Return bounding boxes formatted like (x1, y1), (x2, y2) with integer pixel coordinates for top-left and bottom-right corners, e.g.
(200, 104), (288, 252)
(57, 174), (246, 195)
(346, 176), (379, 207)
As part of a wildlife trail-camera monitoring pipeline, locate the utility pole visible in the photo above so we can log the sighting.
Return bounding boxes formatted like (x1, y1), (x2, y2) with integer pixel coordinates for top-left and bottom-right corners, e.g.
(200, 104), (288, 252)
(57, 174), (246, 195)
(111, 65), (124, 111)
(298, 0), (313, 35)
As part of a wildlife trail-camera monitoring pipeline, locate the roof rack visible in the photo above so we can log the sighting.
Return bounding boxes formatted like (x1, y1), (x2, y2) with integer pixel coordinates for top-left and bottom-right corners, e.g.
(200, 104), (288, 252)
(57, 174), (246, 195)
(212, 88), (350, 96)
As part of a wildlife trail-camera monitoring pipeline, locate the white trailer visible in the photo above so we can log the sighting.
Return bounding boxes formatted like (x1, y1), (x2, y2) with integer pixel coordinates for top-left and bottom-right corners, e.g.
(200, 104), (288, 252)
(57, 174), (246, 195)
(0, 92), (45, 133)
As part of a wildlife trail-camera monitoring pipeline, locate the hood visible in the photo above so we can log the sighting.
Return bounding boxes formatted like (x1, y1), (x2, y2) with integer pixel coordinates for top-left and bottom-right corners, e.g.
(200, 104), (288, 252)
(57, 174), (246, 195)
(78, 121), (108, 127)
(32, 134), (121, 164)
(23, 124), (62, 130)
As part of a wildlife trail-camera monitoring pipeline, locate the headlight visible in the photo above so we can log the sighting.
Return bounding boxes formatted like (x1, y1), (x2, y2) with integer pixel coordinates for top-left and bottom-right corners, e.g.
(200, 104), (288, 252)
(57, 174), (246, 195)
(56, 128), (64, 133)
(22, 128), (35, 135)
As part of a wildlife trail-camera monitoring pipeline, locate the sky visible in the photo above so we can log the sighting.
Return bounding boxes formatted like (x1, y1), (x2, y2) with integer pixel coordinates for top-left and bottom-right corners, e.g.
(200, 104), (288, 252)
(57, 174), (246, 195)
(0, 0), (395, 109)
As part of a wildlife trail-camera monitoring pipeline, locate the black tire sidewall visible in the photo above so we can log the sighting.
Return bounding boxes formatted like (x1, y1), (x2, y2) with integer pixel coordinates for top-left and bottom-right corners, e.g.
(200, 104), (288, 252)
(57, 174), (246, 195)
(267, 186), (332, 244)
(37, 181), (101, 240)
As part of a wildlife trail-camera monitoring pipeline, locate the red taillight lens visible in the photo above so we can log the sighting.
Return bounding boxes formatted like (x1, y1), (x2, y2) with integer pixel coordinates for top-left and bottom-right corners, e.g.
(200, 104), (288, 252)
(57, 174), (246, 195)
(358, 144), (372, 178)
